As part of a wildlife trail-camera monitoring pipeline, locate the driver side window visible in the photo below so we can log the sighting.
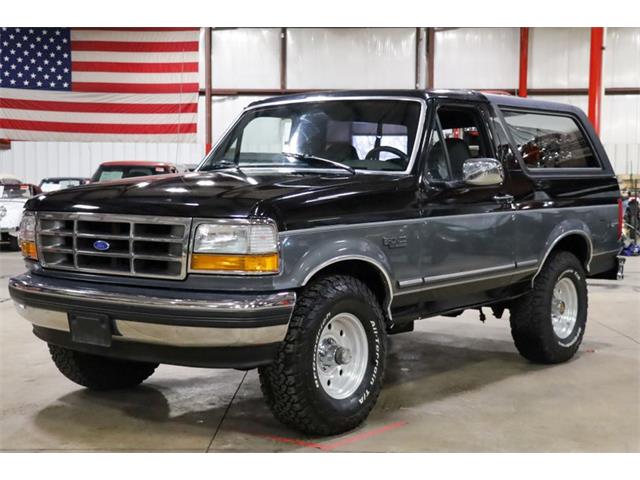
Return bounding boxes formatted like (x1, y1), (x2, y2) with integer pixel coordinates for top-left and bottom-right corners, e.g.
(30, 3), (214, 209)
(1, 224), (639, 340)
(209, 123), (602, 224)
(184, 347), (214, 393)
(425, 105), (491, 182)
(425, 119), (451, 181)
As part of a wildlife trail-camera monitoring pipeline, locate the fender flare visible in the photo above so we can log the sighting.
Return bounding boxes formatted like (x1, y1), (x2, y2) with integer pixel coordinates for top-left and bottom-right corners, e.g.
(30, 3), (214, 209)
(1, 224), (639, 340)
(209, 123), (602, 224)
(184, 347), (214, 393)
(286, 236), (395, 320)
(301, 254), (394, 320)
(532, 228), (593, 286)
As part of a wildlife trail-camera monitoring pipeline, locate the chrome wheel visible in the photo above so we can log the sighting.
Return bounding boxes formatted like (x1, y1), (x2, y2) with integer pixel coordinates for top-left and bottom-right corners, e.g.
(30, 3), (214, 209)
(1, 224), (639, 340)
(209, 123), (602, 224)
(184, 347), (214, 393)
(316, 313), (368, 400)
(551, 276), (578, 339)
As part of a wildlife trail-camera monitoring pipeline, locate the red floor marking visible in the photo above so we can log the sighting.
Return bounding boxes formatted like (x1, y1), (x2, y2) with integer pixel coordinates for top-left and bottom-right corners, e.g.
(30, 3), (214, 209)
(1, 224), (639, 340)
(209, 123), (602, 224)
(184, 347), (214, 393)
(262, 434), (331, 451)
(261, 421), (408, 451)
(320, 421), (407, 451)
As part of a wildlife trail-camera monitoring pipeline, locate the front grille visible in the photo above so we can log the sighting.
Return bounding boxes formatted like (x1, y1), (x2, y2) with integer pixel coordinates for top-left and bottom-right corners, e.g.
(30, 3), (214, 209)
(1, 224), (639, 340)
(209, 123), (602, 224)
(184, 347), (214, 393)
(36, 212), (192, 279)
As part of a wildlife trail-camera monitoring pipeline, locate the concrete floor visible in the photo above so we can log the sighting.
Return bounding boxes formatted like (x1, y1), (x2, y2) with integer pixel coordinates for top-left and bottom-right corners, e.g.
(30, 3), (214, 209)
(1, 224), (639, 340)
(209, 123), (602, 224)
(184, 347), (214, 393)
(1, 250), (638, 452)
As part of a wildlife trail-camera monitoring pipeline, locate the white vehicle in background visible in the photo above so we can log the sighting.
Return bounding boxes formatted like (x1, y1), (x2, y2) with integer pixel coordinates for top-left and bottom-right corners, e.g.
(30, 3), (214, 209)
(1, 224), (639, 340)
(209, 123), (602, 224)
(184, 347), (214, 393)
(1, 174), (40, 251)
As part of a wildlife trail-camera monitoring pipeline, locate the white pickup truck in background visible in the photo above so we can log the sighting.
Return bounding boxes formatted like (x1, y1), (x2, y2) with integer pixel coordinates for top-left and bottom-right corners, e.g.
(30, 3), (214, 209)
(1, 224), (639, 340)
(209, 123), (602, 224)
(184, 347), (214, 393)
(1, 174), (39, 250)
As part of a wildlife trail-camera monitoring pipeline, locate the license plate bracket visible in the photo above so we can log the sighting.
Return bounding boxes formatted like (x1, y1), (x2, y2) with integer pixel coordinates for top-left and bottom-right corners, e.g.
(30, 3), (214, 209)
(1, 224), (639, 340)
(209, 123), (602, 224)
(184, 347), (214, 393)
(68, 311), (113, 347)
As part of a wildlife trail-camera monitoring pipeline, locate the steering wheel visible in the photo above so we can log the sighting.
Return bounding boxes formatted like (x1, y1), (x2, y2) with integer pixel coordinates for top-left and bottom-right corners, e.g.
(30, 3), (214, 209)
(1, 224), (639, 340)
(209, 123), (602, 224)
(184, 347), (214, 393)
(364, 146), (407, 167)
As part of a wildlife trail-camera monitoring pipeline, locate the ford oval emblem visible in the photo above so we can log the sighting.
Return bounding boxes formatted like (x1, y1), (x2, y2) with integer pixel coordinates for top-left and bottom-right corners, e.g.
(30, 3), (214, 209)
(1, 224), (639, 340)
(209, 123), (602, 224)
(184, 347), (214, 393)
(93, 240), (110, 251)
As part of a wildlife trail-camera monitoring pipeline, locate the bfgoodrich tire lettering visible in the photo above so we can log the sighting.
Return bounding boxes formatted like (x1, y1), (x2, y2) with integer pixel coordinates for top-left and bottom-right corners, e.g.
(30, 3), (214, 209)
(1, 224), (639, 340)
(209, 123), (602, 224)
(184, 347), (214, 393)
(509, 251), (588, 364)
(258, 274), (387, 436)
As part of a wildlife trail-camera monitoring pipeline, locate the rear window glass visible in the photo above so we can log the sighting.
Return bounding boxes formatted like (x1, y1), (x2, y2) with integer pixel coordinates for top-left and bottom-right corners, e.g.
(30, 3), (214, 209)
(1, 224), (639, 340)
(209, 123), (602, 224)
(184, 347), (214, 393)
(500, 110), (600, 169)
(0, 184), (32, 199)
(40, 179), (84, 192)
(92, 166), (168, 182)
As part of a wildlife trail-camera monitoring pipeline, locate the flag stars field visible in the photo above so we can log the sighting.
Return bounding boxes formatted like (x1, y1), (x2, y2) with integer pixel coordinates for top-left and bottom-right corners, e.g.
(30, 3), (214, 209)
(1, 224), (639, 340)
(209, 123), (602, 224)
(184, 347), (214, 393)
(0, 27), (200, 142)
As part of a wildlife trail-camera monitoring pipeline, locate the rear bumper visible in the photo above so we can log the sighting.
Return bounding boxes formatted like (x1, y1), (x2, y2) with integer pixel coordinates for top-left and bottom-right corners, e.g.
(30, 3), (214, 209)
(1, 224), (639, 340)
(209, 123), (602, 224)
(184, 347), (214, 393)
(589, 250), (625, 280)
(9, 272), (295, 368)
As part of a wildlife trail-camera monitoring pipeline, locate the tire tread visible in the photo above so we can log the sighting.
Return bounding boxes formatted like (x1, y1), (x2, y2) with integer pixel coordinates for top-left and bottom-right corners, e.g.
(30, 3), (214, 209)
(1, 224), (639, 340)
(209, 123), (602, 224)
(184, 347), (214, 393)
(49, 344), (158, 390)
(259, 274), (386, 436)
(510, 251), (588, 364)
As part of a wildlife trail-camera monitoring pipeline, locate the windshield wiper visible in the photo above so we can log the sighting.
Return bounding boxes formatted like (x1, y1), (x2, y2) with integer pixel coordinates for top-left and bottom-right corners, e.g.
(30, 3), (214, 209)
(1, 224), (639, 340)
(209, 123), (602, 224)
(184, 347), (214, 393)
(281, 152), (356, 175)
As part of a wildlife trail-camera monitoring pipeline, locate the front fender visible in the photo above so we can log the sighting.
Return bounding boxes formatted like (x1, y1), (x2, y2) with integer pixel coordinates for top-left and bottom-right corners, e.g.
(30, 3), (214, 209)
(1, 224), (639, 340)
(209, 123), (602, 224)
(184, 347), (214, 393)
(281, 233), (394, 291)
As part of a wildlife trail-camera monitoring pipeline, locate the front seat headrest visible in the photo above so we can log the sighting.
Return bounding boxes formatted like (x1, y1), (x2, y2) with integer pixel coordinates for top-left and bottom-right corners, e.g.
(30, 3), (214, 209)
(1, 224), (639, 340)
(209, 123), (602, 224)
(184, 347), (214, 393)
(445, 138), (471, 179)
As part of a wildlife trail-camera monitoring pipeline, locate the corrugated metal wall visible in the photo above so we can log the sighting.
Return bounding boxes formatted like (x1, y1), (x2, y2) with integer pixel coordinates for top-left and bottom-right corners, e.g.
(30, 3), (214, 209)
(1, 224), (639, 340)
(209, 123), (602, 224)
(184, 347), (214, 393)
(1, 27), (638, 183)
(286, 28), (417, 89)
(435, 28), (519, 89)
(212, 28), (281, 89)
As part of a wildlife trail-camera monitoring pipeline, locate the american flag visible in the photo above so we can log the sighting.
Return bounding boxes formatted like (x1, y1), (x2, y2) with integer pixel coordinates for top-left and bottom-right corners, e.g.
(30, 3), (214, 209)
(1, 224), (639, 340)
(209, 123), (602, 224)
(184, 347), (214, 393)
(0, 27), (199, 142)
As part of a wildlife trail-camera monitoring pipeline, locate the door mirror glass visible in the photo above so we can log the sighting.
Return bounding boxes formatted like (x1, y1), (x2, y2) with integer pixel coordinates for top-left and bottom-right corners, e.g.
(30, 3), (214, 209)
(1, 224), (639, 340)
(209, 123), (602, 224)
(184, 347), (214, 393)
(463, 158), (504, 186)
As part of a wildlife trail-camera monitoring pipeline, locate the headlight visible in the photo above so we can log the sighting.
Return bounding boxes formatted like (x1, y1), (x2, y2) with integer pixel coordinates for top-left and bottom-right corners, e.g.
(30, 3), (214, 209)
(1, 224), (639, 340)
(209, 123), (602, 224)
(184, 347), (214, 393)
(18, 211), (38, 260)
(191, 220), (279, 274)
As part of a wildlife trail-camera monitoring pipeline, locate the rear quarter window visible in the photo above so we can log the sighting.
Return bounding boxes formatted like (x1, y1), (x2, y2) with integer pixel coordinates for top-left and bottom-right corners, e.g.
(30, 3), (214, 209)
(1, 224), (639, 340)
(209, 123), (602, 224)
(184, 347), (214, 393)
(500, 109), (600, 170)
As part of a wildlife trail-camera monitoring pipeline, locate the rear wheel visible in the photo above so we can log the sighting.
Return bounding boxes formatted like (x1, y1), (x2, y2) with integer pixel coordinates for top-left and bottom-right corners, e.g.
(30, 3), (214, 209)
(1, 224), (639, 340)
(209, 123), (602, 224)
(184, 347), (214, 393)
(259, 275), (387, 435)
(509, 251), (588, 364)
(48, 344), (158, 390)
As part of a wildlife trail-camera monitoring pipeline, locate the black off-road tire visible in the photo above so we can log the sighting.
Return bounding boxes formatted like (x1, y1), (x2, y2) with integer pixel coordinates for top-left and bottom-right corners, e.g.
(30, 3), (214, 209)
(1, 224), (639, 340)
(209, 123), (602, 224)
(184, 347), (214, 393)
(48, 344), (158, 390)
(509, 251), (588, 364)
(258, 275), (387, 436)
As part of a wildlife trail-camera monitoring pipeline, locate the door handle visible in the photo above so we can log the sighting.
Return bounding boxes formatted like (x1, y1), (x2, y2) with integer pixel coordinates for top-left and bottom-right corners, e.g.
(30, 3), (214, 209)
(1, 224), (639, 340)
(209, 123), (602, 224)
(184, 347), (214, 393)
(493, 194), (514, 205)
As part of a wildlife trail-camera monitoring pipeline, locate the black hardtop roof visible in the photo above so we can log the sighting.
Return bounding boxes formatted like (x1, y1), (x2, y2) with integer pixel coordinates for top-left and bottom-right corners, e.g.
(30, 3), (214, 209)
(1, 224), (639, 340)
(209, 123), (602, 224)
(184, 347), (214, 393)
(248, 89), (583, 115)
(481, 92), (583, 115)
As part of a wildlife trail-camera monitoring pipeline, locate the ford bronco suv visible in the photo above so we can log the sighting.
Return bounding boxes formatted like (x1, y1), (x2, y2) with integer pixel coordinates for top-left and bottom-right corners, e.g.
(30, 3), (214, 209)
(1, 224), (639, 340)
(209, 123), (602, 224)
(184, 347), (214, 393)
(10, 90), (624, 435)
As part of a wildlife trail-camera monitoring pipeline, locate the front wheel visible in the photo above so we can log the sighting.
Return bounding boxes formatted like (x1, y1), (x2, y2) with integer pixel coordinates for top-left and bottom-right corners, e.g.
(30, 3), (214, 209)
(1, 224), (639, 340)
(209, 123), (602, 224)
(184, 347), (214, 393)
(48, 344), (158, 390)
(259, 275), (387, 436)
(509, 251), (588, 364)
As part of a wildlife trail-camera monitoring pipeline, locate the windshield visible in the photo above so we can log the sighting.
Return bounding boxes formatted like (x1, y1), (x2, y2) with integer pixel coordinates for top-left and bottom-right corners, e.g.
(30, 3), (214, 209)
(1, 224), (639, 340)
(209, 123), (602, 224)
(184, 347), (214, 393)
(0, 184), (32, 199)
(92, 165), (171, 182)
(199, 99), (422, 173)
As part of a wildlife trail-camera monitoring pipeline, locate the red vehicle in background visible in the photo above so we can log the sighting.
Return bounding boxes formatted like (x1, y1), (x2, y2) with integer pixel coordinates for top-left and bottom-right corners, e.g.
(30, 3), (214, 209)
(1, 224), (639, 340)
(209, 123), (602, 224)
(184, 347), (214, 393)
(90, 161), (178, 183)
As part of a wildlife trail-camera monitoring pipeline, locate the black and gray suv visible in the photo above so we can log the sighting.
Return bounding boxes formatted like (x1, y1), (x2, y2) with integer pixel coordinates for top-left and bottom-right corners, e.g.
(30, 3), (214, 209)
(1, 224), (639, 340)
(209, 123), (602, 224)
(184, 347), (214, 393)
(10, 90), (624, 435)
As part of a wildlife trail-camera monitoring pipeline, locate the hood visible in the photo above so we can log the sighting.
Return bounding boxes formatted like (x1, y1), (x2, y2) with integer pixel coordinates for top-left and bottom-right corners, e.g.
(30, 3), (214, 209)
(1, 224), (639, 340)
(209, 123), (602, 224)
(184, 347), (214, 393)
(26, 170), (418, 230)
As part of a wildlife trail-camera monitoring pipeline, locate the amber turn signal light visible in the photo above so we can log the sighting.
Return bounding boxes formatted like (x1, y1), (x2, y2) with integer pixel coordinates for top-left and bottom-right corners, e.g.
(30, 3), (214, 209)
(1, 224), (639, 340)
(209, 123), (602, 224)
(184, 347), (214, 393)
(20, 240), (38, 260)
(191, 253), (279, 273)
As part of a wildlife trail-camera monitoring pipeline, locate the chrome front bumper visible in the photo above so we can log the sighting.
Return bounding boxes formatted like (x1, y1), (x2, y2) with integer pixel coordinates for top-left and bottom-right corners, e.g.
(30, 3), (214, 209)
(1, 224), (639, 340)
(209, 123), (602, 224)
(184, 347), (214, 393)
(9, 273), (296, 349)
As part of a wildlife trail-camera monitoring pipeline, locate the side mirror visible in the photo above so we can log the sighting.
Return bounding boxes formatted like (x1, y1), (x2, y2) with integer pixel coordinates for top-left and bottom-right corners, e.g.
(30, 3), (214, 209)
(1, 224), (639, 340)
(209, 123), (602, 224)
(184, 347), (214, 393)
(463, 158), (504, 186)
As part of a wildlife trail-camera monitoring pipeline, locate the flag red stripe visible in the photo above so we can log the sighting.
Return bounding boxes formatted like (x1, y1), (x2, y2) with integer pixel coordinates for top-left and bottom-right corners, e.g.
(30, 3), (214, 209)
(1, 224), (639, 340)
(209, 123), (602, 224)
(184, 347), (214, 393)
(71, 40), (199, 52)
(0, 98), (198, 114)
(1, 29), (199, 142)
(0, 119), (197, 134)
(72, 61), (199, 73)
(72, 82), (199, 94)
(73, 28), (199, 32)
